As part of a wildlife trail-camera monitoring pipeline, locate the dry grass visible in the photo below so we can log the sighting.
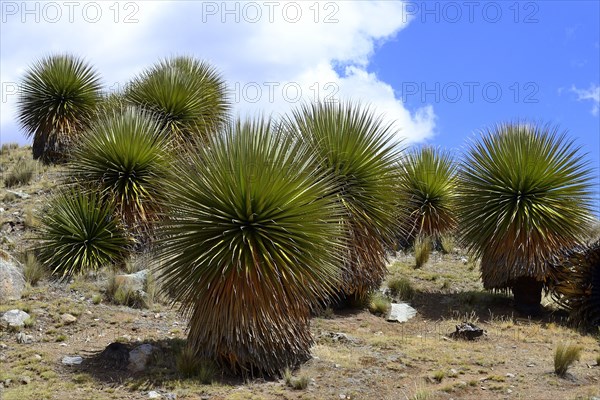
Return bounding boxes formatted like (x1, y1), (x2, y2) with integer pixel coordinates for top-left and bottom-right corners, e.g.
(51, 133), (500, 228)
(388, 277), (415, 301)
(21, 252), (46, 286)
(368, 292), (391, 316)
(554, 343), (582, 377)
(4, 157), (36, 188)
(414, 236), (432, 268)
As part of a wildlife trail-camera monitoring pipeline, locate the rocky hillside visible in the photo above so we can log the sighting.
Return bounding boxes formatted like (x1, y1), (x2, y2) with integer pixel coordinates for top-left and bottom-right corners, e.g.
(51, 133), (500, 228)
(1, 145), (599, 400)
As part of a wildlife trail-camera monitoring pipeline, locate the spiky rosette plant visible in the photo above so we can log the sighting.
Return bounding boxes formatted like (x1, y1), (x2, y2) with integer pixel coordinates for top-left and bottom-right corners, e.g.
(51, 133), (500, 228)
(550, 240), (600, 327)
(125, 56), (230, 144)
(458, 123), (593, 315)
(287, 101), (402, 304)
(157, 118), (344, 376)
(398, 146), (457, 251)
(69, 107), (171, 232)
(17, 54), (102, 162)
(36, 190), (129, 277)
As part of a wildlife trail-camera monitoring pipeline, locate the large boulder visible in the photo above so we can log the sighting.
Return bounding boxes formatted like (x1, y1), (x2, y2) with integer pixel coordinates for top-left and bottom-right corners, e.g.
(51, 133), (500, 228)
(1, 310), (30, 330)
(128, 343), (156, 372)
(0, 257), (25, 302)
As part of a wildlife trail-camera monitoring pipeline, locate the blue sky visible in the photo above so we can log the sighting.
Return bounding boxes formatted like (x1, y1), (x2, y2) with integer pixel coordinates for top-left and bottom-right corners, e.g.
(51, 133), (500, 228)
(1, 0), (599, 211)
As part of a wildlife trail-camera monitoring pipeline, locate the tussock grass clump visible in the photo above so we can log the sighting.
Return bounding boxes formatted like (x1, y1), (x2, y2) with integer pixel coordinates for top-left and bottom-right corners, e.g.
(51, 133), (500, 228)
(440, 234), (456, 255)
(283, 368), (310, 390)
(388, 277), (415, 301)
(432, 370), (445, 383)
(4, 157), (36, 188)
(368, 292), (391, 316)
(414, 236), (432, 268)
(554, 343), (582, 377)
(22, 253), (46, 286)
(176, 346), (217, 384)
(105, 272), (147, 308)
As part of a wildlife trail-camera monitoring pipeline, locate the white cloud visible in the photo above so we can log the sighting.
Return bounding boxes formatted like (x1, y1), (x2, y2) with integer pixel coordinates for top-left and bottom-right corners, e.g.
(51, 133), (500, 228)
(1, 1), (435, 144)
(571, 84), (600, 116)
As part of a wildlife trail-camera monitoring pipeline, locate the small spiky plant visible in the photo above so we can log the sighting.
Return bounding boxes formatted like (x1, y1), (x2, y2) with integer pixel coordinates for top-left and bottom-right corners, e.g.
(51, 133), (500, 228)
(126, 56), (230, 144)
(17, 54), (102, 162)
(458, 122), (593, 315)
(70, 107), (171, 232)
(398, 146), (457, 242)
(287, 101), (402, 304)
(36, 190), (129, 277)
(157, 118), (343, 376)
(550, 239), (600, 327)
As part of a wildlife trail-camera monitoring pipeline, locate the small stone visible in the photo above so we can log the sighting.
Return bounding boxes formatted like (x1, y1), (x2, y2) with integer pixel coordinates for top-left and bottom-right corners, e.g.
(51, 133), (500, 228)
(33, 354), (42, 360)
(6, 190), (29, 199)
(0, 343), (8, 349)
(62, 355), (83, 365)
(334, 364), (341, 368)
(154, 313), (161, 319)
(507, 389), (513, 394)
(61, 313), (77, 324)
(506, 373), (515, 378)
(526, 363), (535, 367)
(4, 378), (12, 387)
(16, 332), (33, 344)
(148, 391), (162, 399)
(339, 395), (347, 399)
(19, 376), (31, 385)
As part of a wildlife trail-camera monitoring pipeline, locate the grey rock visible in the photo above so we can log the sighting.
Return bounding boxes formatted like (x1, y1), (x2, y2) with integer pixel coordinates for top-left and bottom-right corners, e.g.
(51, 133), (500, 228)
(62, 355), (83, 365)
(19, 376), (31, 385)
(6, 190), (29, 199)
(0, 258), (25, 302)
(128, 343), (155, 372)
(16, 332), (33, 344)
(1, 309), (30, 329)
(506, 373), (515, 378)
(321, 331), (360, 344)
(60, 313), (77, 324)
(114, 269), (148, 293)
(387, 303), (417, 323)
(148, 391), (162, 399)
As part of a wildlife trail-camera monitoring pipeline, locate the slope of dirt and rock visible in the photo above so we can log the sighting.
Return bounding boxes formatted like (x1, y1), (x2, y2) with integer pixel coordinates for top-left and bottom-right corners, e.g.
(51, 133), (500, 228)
(1, 145), (599, 400)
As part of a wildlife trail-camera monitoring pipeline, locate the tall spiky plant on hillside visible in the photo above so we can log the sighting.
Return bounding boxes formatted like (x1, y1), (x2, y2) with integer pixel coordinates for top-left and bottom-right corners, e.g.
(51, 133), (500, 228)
(157, 118), (344, 376)
(70, 107), (171, 233)
(287, 101), (402, 304)
(17, 54), (102, 162)
(126, 56), (230, 144)
(458, 123), (593, 315)
(36, 190), (129, 277)
(398, 146), (457, 253)
(550, 240), (600, 327)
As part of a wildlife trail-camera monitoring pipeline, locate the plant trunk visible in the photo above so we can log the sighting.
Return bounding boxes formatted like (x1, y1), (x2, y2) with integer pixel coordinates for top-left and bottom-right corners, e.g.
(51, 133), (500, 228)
(511, 277), (543, 316)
